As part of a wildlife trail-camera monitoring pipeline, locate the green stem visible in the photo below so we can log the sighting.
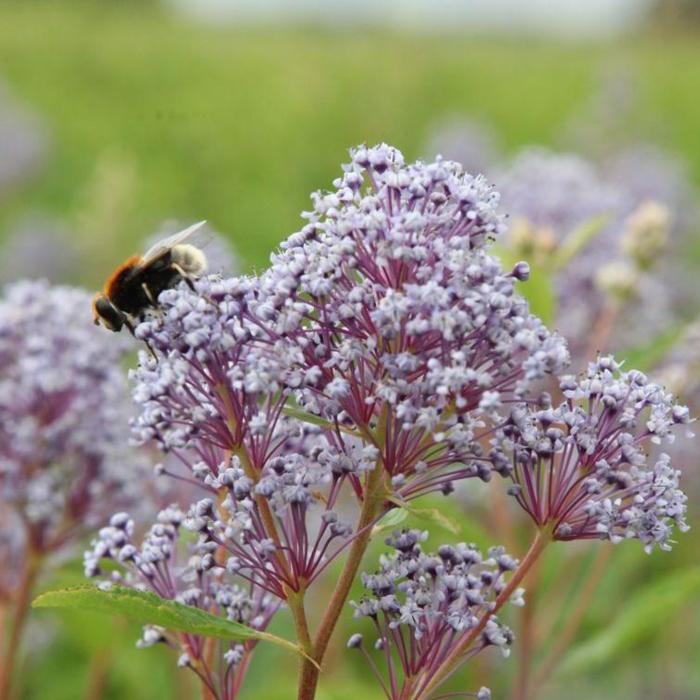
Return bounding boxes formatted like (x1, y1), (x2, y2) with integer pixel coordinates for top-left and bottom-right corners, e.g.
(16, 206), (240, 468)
(411, 529), (552, 700)
(296, 461), (385, 700)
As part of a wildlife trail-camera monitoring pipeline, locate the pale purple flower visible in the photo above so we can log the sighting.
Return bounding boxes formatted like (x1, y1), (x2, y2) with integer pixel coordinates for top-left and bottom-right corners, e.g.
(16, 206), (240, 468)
(264, 144), (569, 497)
(349, 529), (519, 699)
(491, 356), (692, 553)
(0, 280), (148, 579)
(423, 117), (501, 174)
(496, 147), (689, 355)
(85, 506), (280, 700)
(127, 145), (569, 601)
(0, 215), (81, 285)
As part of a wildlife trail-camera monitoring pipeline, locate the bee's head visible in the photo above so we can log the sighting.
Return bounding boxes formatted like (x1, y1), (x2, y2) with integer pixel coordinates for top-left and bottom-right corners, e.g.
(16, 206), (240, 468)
(92, 293), (126, 332)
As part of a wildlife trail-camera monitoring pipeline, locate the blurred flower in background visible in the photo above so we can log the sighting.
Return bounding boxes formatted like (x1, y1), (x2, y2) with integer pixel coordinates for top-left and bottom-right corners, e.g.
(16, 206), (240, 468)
(493, 146), (696, 361)
(0, 81), (48, 196)
(423, 117), (501, 175)
(0, 214), (82, 285)
(0, 280), (152, 697)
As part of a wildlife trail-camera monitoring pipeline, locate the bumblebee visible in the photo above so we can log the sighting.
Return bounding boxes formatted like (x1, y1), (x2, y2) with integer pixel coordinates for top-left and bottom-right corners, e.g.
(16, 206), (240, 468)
(93, 221), (207, 336)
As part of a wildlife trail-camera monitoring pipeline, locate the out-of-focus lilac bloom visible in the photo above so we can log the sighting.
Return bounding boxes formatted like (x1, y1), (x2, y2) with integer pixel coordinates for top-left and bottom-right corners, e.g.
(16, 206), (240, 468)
(0, 216), (81, 285)
(0, 280), (148, 580)
(423, 117), (501, 174)
(495, 148), (690, 357)
(0, 83), (48, 194)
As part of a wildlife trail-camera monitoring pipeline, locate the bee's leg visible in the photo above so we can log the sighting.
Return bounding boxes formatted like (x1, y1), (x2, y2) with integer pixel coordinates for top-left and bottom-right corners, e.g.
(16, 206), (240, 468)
(141, 282), (157, 305)
(170, 263), (197, 292)
(123, 317), (158, 362)
(170, 264), (219, 310)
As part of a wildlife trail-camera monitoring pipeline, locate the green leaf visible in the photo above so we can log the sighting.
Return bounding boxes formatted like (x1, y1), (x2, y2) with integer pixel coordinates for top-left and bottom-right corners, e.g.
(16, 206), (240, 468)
(558, 566), (700, 676)
(282, 405), (335, 429)
(372, 506), (409, 536)
(388, 498), (461, 535)
(33, 585), (303, 659)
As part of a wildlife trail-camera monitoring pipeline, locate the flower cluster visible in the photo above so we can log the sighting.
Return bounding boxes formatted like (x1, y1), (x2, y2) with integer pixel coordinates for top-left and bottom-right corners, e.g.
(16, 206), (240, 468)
(491, 356), (691, 552)
(85, 506), (280, 700)
(264, 144), (568, 496)
(177, 432), (361, 598)
(128, 145), (568, 589)
(349, 529), (519, 699)
(0, 280), (148, 591)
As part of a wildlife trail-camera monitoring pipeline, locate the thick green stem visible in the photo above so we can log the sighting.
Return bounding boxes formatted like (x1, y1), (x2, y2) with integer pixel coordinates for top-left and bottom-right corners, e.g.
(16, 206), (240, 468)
(0, 552), (41, 700)
(296, 462), (385, 700)
(411, 529), (552, 700)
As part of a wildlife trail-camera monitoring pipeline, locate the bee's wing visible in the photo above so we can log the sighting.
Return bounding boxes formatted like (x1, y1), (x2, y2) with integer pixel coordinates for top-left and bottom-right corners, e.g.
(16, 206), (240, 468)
(140, 220), (207, 266)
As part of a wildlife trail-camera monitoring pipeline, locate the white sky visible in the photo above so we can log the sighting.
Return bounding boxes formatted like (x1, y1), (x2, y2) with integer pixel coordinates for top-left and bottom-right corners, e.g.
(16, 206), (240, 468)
(169, 0), (657, 38)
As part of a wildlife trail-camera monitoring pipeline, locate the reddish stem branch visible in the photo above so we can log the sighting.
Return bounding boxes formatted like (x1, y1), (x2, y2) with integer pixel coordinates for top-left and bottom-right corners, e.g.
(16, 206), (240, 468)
(0, 552), (41, 700)
(531, 544), (613, 693)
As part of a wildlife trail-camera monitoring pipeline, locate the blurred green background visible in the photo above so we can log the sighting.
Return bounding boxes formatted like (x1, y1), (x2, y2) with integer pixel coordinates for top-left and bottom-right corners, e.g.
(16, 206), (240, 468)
(1, 1), (699, 699)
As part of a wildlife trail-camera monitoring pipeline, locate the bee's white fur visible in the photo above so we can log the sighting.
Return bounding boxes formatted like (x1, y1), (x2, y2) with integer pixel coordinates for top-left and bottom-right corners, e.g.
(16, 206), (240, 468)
(171, 244), (208, 277)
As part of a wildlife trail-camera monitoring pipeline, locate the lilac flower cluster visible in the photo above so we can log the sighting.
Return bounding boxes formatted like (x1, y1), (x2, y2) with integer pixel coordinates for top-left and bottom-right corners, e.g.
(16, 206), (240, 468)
(0, 280), (147, 588)
(85, 507), (280, 700)
(81, 144), (692, 699)
(349, 529), (519, 699)
(130, 276), (363, 595)
(491, 356), (691, 552)
(127, 145), (568, 588)
(264, 144), (568, 496)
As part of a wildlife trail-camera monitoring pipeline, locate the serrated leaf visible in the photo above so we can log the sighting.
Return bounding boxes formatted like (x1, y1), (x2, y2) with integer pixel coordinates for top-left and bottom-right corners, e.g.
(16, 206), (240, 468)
(33, 585), (303, 659)
(372, 507), (409, 535)
(558, 567), (700, 676)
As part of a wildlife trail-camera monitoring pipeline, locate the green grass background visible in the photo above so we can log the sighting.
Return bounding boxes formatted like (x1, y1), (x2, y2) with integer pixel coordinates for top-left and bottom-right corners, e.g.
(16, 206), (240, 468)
(1, 2), (699, 699)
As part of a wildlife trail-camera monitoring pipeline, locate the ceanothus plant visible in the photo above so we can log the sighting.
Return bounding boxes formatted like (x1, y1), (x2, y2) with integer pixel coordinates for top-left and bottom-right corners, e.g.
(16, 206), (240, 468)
(40, 144), (690, 700)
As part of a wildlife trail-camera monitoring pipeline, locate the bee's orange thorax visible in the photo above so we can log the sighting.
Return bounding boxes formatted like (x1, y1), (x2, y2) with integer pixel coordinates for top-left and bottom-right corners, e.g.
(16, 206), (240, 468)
(104, 256), (142, 298)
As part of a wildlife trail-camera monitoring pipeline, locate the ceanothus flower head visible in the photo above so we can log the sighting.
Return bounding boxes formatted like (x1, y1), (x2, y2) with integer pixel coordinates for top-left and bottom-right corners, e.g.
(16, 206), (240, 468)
(0, 280), (147, 562)
(263, 144), (568, 495)
(349, 529), (520, 699)
(491, 356), (692, 553)
(85, 505), (280, 700)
